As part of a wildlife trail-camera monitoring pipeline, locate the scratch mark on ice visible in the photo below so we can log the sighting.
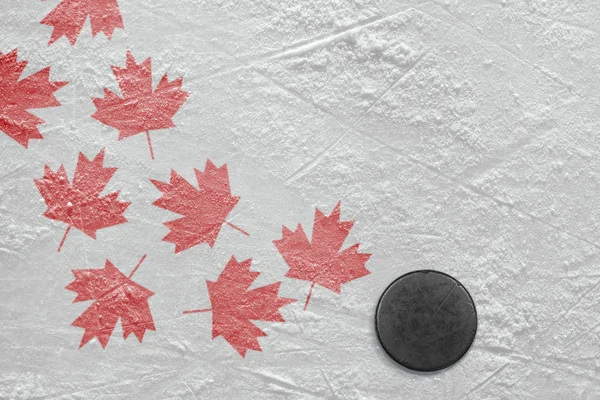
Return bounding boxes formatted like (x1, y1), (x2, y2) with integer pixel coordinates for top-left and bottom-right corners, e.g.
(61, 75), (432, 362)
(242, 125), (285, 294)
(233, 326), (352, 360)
(457, 362), (509, 400)
(282, 48), (432, 184)
(233, 366), (327, 398)
(535, 278), (600, 340)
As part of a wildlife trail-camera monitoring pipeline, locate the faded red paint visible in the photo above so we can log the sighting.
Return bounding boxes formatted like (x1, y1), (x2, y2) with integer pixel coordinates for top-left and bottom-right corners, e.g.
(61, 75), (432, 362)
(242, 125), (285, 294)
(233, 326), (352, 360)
(184, 256), (295, 357)
(66, 255), (155, 348)
(151, 160), (248, 253)
(0, 49), (67, 148)
(34, 149), (130, 252)
(41, 0), (124, 45)
(274, 202), (371, 309)
(91, 51), (189, 159)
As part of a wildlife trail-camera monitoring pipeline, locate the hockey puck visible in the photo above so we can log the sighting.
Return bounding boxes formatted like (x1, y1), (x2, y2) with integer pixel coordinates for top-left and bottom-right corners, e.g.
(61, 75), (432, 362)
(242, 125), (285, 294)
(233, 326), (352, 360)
(375, 270), (477, 372)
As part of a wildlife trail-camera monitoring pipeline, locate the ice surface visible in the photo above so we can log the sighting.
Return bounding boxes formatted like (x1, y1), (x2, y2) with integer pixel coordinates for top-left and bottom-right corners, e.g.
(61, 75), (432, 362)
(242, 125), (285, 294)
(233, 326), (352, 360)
(2, 0), (600, 398)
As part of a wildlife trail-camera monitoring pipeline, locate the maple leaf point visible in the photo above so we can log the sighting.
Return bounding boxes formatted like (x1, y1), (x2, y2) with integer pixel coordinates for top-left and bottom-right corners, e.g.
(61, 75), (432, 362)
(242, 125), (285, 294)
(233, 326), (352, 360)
(150, 160), (248, 253)
(0, 49), (67, 147)
(41, 0), (124, 45)
(91, 50), (190, 159)
(183, 256), (295, 357)
(273, 202), (371, 310)
(66, 255), (155, 348)
(34, 148), (130, 252)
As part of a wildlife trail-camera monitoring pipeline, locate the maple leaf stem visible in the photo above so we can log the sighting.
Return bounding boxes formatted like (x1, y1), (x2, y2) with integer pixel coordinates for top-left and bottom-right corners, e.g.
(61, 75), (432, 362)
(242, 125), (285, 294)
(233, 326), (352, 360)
(304, 282), (316, 310)
(183, 308), (212, 314)
(128, 254), (147, 278)
(145, 131), (155, 160)
(225, 221), (249, 236)
(57, 226), (71, 252)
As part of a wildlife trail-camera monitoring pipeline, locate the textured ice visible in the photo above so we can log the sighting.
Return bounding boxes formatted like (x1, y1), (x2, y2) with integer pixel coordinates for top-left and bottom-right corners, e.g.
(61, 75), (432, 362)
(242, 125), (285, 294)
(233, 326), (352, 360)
(2, 0), (600, 398)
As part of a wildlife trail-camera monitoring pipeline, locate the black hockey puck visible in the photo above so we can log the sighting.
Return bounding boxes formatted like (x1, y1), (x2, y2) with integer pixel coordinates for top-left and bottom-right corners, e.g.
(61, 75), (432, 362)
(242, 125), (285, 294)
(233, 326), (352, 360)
(375, 270), (477, 372)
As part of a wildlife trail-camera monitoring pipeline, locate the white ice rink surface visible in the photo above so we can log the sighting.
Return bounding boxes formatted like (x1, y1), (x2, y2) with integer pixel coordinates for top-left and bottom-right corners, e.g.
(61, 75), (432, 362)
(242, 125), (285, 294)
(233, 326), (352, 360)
(2, 0), (600, 399)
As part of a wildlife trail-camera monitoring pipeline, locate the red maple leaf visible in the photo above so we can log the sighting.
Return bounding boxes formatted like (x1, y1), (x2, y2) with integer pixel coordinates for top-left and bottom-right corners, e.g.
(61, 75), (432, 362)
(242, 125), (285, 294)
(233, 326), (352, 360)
(66, 255), (155, 348)
(273, 202), (371, 310)
(34, 149), (129, 252)
(91, 51), (189, 159)
(183, 256), (295, 357)
(0, 49), (67, 147)
(41, 0), (124, 45)
(150, 160), (248, 253)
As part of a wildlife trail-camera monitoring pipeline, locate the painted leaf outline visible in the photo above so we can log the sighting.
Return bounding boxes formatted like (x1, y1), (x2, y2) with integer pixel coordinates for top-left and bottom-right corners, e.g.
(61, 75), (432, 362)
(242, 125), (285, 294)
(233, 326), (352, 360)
(66, 256), (155, 348)
(273, 202), (371, 309)
(0, 49), (67, 147)
(91, 50), (189, 159)
(185, 256), (295, 357)
(151, 160), (247, 253)
(34, 149), (129, 251)
(41, 0), (124, 45)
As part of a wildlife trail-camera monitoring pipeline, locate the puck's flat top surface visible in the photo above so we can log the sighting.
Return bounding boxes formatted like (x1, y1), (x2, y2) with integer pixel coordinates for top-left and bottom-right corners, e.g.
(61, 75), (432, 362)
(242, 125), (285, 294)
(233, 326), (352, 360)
(376, 270), (477, 372)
